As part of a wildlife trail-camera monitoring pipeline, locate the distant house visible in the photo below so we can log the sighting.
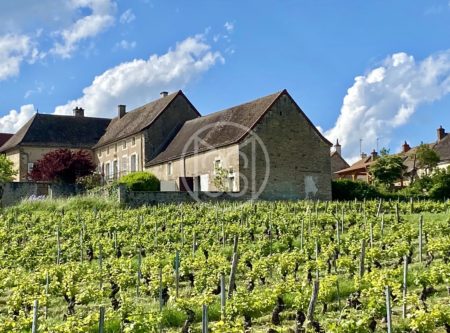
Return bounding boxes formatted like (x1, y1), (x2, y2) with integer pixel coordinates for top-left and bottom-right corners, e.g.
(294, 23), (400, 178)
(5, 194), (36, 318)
(146, 90), (332, 200)
(0, 110), (110, 181)
(330, 140), (350, 180)
(93, 91), (200, 181)
(334, 150), (379, 182)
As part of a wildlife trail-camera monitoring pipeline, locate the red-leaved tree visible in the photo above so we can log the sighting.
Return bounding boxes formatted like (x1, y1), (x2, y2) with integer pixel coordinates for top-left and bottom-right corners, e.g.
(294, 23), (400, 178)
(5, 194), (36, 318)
(29, 149), (95, 183)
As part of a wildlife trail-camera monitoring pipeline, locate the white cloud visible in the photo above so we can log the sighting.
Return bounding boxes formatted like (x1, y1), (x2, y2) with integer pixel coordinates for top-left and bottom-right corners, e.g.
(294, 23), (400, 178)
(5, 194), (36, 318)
(119, 9), (135, 24)
(325, 51), (450, 161)
(51, 0), (117, 58)
(0, 34), (40, 81)
(224, 21), (234, 33)
(0, 105), (35, 133)
(54, 34), (224, 118)
(114, 39), (136, 50)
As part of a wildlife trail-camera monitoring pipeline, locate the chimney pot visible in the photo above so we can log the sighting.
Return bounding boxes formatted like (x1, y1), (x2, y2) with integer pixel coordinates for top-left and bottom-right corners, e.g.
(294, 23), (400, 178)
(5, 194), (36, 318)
(334, 139), (342, 155)
(160, 91), (169, 98)
(437, 125), (446, 141)
(73, 107), (84, 117)
(118, 105), (126, 118)
(402, 141), (411, 153)
(371, 149), (378, 159)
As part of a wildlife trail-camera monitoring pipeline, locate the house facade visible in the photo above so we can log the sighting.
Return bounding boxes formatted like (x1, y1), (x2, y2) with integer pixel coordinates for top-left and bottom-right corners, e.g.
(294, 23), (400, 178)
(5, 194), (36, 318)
(93, 91), (200, 181)
(0, 110), (110, 181)
(146, 90), (332, 200)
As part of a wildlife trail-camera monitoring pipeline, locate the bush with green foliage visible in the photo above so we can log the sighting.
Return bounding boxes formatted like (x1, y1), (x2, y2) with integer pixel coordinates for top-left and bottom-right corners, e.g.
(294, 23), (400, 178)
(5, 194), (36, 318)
(118, 171), (160, 191)
(76, 173), (102, 190)
(332, 179), (380, 200)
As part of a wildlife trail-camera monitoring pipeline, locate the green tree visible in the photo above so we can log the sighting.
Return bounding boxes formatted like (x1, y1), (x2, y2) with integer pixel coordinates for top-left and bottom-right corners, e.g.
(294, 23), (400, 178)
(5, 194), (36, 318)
(416, 144), (440, 175)
(369, 149), (405, 189)
(0, 154), (16, 183)
(0, 154), (17, 205)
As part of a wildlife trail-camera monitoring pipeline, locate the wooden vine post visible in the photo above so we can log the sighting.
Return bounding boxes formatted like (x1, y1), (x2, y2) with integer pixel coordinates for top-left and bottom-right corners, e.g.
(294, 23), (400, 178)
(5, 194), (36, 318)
(99, 306), (105, 333)
(402, 255), (408, 319)
(305, 280), (319, 327)
(418, 215), (423, 263)
(359, 239), (366, 279)
(56, 226), (61, 265)
(175, 250), (180, 298)
(202, 304), (209, 333)
(99, 243), (103, 290)
(159, 267), (163, 311)
(220, 273), (226, 318)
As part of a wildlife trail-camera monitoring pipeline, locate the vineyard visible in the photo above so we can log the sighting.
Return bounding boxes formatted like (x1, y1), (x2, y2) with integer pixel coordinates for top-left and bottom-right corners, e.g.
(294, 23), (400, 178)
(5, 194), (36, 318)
(0, 199), (449, 332)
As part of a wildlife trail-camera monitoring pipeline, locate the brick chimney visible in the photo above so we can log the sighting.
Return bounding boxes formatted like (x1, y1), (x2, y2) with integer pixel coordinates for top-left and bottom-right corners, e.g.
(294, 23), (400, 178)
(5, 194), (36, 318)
(402, 141), (411, 153)
(334, 139), (342, 155)
(73, 107), (84, 117)
(118, 105), (126, 118)
(437, 125), (446, 141)
(160, 91), (169, 98)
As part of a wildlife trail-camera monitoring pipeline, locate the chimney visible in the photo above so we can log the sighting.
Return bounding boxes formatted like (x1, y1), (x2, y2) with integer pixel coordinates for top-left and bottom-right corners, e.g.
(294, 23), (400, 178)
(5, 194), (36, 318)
(73, 107), (84, 117)
(118, 105), (126, 118)
(333, 139), (342, 155)
(402, 141), (411, 153)
(371, 149), (378, 160)
(160, 91), (169, 98)
(437, 125), (446, 141)
(361, 152), (367, 159)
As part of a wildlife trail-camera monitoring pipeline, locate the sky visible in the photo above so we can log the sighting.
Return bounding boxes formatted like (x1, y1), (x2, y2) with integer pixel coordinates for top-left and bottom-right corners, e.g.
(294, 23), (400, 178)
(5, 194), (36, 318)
(1, 0), (450, 162)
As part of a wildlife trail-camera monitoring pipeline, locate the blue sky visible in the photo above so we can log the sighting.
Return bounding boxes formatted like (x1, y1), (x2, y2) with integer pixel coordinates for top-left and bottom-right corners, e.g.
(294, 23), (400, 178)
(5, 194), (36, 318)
(1, 0), (450, 161)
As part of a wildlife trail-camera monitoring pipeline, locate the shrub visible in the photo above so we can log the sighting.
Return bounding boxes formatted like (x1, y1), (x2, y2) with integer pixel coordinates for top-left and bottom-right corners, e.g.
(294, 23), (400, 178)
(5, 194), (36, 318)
(118, 172), (160, 191)
(76, 173), (102, 190)
(332, 179), (380, 200)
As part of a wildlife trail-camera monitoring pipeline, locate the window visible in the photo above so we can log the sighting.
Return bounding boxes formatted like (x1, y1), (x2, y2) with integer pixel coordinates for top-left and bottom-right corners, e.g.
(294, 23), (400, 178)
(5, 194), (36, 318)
(113, 160), (118, 179)
(114, 143), (117, 153)
(167, 162), (173, 176)
(107, 146), (110, 155)
(132, 137), (136, 146)
(130, 154), (137, 172)
(123, 140), (127, 149)
(27, 162), (34, 173)
(214, 159), (221, 174)
(105, 162), (110, 179)
(121, 156), (128, 175)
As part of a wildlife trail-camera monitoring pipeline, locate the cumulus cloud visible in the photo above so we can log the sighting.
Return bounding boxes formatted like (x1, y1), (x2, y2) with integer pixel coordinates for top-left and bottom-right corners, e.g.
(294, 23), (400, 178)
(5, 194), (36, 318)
(51, 0), (117, 58)
(119, 9), (135, 24)
(0, 34), (40, 80)
(54, 34), (224, 117)
(224, 21), (234, 33)
(0, 105), (35, 133)
(325, 51), (450, 161)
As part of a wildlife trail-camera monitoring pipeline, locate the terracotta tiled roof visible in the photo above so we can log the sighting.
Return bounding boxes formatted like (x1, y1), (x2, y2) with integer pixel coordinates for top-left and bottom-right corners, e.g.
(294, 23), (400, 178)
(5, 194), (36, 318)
(335, 155), (376, 174)
(0, 114), (111, 153)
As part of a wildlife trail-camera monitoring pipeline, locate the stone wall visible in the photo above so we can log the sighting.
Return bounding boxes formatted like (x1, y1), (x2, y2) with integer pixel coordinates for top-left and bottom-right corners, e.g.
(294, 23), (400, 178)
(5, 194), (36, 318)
(118, 185), (251, 207)
(239, 93), (332, 200)
(1, 182), (49, 207)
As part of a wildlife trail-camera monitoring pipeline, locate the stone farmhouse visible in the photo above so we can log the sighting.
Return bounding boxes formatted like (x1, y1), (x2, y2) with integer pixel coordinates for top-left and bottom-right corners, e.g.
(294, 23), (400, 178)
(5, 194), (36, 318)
(93, 91), (199, 180)
(0, 111), (110, 181)
(0, 89), (333, 200)
(146, 90), (332, 200)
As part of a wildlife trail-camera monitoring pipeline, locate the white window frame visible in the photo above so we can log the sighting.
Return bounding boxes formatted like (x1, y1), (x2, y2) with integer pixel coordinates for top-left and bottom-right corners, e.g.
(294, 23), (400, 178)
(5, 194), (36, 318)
(167, 162), (173, 176)
(27, 162), (34, 173)
(121, 155), (128, 176)
(130, 153), (137, 173)
(105, 162), (111, 179)
(213, 158), (222, 175)
(113, 159), (118, 179)
(123, 140), (127, 150)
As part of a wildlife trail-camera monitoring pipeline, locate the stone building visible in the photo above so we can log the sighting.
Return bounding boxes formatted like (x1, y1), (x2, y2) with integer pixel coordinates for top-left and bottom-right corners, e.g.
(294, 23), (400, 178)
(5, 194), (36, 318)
(93, 91), (200, 181)
(0, 111), (110, 181)
(330, 140), (349, 180)
(146, 90), (332, 200)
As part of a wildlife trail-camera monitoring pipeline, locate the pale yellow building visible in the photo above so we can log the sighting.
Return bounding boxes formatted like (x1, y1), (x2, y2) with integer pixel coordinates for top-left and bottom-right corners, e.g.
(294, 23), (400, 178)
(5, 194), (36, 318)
(93, 91), (200, 181)
(0, 109), (110, 181)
